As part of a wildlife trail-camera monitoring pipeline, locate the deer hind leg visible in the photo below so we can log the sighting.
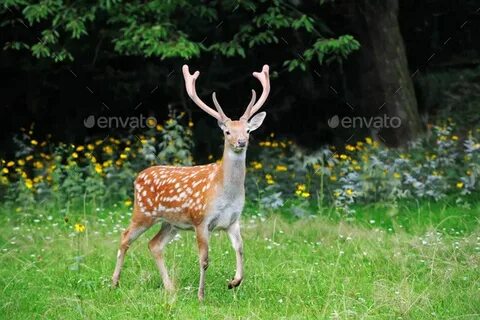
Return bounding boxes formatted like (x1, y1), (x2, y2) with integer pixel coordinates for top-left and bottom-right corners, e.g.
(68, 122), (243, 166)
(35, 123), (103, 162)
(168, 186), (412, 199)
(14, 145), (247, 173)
(195, 224), (209, 301)
(112, 217), (152, 287)
(148, 223), (177, 292)
(227, 220), (244, 289)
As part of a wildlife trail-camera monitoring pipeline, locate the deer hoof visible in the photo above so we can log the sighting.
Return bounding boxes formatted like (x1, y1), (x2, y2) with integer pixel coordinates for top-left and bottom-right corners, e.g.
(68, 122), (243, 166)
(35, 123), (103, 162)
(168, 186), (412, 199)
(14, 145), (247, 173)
(228, 278), (242, 289)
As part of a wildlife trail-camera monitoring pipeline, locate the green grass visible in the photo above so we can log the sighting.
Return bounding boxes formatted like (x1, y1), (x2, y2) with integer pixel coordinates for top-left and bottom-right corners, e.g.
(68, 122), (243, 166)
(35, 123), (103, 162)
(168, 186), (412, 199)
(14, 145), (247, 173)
(1, 200), (479, 319)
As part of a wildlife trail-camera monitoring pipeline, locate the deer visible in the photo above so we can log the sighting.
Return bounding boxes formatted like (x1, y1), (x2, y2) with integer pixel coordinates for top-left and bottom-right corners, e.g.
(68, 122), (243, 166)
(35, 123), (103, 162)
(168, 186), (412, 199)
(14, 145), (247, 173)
(112, 64), (270, 301)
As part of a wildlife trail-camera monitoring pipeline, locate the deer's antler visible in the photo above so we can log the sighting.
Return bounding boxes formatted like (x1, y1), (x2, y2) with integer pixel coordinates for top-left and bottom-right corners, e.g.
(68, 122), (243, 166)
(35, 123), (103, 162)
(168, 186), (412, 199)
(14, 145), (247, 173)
(182, 65), (230, 122)
(241, 65), (270, 121)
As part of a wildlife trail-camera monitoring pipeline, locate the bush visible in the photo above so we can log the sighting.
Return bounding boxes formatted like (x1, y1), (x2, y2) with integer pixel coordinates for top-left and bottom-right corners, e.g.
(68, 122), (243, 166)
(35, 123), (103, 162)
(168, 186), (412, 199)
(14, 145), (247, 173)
(0, 114), (478, 216)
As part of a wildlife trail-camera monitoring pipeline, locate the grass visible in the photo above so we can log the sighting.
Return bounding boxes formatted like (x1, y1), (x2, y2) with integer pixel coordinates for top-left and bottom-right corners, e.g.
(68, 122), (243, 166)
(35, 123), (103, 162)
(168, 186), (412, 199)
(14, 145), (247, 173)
(0, 199), (479, 319)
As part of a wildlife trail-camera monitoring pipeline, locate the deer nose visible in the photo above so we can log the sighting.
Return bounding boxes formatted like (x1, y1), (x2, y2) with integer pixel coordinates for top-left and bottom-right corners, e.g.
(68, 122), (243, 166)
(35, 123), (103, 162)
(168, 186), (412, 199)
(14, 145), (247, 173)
(237, 139), (247, 147)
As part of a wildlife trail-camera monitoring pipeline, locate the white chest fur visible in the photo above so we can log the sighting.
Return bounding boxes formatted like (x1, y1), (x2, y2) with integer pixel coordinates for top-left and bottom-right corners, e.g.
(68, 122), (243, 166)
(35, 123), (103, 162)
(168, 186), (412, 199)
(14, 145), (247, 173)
(207, 190), (245, 230)
(207, 150), (246, 230)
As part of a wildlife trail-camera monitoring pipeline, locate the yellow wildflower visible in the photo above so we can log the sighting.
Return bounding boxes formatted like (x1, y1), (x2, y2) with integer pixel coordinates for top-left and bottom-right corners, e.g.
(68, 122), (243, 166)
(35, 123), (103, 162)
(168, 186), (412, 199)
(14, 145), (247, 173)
(275, 165), (287, 172)
(95, 164), (103, 174)
(33, 161), (44, 169)
(451, 135), (458, 141)
(124, 199), (132, 207)
(120, 153), (127, 159)
(103, 146), (113, 154)
(72, 152), (78, 159)
(252, 161), (263, 170)
(188, 121), (194, 128)
(74, 223), (86, 233)
(346, 144), (355, 152)
(26, 155), (34, 161)
(346, 189), (353, 196)
(2, 168), (9, 174)
(18, 159), (25, 166)
(156, 124), (164, 131)
(31, 140), (38, 146)
(340, 154), (348, 160)
(76, 145), (85, 152)
(87, 144), (95, 150)
(456, 181), (464, 189)
(6, 161), (14, 167)
(265, 174), (274, 184)
(365, 137), (373, 145)
(330, 175), (337, 182)
(146, 118), (156, 128)
(301, 192), (310, 198)
(296, 184), (306, 191)
(393, 172), (401, 179)
(25, 179), (33, 189)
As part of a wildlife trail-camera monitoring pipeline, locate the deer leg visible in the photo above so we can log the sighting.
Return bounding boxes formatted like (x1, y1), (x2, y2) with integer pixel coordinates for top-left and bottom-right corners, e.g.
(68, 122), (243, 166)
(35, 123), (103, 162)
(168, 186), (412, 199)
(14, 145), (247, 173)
(227, 220), (244, 289)
(195, 224), (209, 301)
(148, 223), (177, 292)
(112, 220), (150, 287)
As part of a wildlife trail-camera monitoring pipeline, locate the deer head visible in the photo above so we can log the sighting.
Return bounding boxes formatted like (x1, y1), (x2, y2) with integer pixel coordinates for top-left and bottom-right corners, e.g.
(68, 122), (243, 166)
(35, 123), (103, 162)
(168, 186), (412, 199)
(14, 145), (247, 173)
(182, 65), (270, 153)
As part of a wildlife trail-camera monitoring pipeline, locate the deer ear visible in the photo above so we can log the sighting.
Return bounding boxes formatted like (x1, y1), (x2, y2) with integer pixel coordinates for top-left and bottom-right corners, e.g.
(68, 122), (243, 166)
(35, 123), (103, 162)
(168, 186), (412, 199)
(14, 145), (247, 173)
(248, 112), (266, 132)
(218, 121), (227, 131)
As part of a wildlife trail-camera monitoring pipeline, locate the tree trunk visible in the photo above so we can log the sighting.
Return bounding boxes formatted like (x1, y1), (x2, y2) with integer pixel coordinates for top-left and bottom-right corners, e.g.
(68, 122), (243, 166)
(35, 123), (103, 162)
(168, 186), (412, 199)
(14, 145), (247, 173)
(346, 0), (422, 146)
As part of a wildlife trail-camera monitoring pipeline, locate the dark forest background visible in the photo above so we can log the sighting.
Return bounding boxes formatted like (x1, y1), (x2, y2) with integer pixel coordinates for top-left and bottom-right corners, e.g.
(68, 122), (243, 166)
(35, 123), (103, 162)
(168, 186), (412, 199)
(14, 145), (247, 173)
(1, 0), (479, 158)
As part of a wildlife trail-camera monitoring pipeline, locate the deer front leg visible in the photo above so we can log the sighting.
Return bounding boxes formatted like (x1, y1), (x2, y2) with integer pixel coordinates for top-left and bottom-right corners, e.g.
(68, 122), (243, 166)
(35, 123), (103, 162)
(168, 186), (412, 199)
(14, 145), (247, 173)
(227, 220), (244, 288)
(195, 224), (209, 301)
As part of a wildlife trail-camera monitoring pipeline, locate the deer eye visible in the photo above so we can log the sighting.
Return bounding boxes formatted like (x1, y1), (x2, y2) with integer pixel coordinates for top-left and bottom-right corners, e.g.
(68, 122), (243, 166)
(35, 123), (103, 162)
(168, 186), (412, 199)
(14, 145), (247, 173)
(246, 129), (250, 134)
(225, 130), (231, 135)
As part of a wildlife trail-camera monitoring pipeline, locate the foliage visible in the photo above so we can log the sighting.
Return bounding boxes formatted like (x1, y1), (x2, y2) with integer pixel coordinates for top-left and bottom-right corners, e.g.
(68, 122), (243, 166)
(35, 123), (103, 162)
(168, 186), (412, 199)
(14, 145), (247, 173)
(243, 120), (479, 215)
(0, 111), (193, 209)
(1, 0), (359, 69)
(1, 111), (478, 216)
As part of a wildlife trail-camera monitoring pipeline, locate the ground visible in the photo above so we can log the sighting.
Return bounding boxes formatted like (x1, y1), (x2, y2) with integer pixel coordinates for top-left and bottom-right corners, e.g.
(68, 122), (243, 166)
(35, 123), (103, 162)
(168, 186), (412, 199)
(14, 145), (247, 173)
(0, 200), (479, 319)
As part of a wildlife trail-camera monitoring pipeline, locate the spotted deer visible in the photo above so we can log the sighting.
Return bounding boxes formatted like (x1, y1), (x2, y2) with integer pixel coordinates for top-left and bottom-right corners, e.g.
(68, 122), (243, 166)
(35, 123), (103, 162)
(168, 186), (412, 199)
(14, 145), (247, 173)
(112, 64), (270, 300)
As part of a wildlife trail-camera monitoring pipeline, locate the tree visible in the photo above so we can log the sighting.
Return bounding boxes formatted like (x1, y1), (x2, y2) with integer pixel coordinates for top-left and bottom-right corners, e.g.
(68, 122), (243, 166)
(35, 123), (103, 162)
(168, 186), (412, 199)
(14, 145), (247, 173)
(345, 0), (422, 146)
(2, 1), (359, 66)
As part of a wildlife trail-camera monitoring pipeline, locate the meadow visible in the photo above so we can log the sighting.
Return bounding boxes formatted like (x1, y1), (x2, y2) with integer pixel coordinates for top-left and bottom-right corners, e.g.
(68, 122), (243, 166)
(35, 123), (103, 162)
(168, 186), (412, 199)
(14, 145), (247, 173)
(1, 198), (479, 319)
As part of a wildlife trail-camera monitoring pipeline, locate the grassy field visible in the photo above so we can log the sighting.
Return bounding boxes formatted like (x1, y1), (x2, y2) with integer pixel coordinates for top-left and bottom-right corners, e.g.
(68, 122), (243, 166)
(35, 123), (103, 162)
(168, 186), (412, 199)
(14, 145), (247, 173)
(1, 199), (479, 319)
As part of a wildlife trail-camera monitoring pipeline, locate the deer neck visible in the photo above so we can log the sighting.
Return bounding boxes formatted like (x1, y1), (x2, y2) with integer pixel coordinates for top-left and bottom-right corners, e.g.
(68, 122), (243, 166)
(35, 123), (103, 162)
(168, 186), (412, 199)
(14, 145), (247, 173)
(220, 141), (246, 193)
